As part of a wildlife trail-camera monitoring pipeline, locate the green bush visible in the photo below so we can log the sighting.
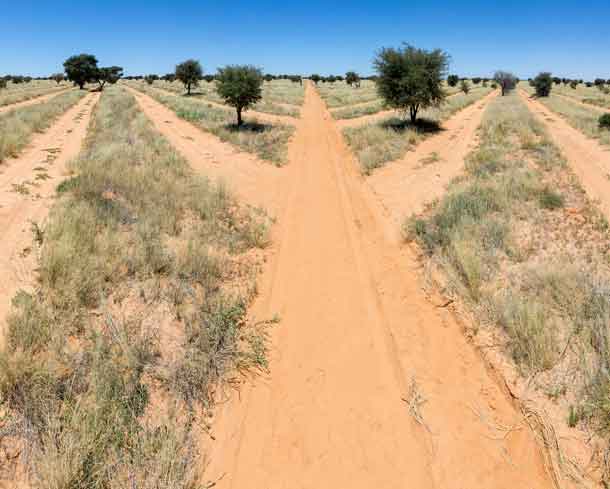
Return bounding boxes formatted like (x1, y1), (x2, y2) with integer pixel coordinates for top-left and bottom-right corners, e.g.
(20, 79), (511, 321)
(538, 187), (565, 209)
(599, 113), (610, 130)
(447, 74), (459, 87)
(533, 72), (553, 97)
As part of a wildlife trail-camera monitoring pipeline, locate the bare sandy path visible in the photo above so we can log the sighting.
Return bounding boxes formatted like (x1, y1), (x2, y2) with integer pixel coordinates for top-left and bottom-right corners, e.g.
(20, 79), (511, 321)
(125, 86), (288, 216)
(366, 90), (498, 232)
(519, 90), (610, 219)
(202, 83), (554, 488)
(0, 92), (99, 342)
(0, 88), (73, 114)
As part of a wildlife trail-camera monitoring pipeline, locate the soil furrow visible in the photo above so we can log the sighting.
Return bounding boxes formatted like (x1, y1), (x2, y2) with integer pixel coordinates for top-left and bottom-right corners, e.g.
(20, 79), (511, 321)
(0, 92), (99, 343)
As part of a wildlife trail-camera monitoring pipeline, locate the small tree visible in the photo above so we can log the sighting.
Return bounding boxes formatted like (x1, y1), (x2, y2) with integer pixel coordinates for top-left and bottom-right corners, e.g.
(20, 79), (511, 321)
(447, 74), (459, 87)
(0, 78), (6, 90)
(216, 65), (263, 127)
(493, 71), (518, 96)
(175, 59), (203, 95)
(96, 66), (123, 90)
(533, 72), (553, 97)
(264, 73), (274, 82)
(145, 74), (156, 85)
(203, 74), (215, 83)
(460, 80), (470, 94)
(51, 73), (64, 84)
(310, 74), (321, 84)
(374, 43), (449, 123)
(64, 54), (98, 89)
(570, 80), (578, 89)
(345, 71), (360, 88)
(472, 77), (481, 85)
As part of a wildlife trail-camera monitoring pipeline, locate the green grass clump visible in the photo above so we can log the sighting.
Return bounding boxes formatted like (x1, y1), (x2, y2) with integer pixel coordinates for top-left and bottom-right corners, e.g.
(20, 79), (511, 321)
(0, 90), (87, 162)
(599, 113), (610, 130)
(0, 86), (270, 487)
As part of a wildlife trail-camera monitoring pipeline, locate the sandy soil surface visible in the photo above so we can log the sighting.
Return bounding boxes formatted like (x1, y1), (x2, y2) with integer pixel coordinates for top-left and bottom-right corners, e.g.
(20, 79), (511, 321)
(188, 83), (557, 489)
(520, 90), (610, 219)
(366, 90), (498, 233)
(0, 93), (99, 344)
(0, 88), (72, 114)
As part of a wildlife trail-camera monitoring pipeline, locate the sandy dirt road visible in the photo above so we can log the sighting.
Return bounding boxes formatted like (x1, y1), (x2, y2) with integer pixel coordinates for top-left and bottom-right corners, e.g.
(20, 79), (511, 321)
(200, 83), (555, 488)
(0, 88), (72, 114)
(520, 90), (610, 219)
(0, 92), (99, 343)
(367, 90), (498, 232)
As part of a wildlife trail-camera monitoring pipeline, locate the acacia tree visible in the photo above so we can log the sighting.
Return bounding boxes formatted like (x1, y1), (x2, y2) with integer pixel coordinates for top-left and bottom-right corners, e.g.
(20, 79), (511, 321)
(216, 65), (263, 127)
(310, 74), (321, 84)
(51, 73), (64, 84)
(493, 71), (518, 96)
(472, 77), (481, 84)
(345, 71), (360, 88)
(96, 66), (123, 90)
(175, 59), (203, 95)
(533, 72), (553, 97)
(64, 54), (99, 89)
(374, 44), (449, 123)
(570, 80), (578, 89)
(460, 79), (470, 94)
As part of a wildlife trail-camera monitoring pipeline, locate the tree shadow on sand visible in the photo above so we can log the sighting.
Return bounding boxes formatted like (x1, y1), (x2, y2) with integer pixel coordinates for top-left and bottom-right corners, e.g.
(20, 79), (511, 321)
(380, 117), (443, 135)
(222, 120), (272, 133)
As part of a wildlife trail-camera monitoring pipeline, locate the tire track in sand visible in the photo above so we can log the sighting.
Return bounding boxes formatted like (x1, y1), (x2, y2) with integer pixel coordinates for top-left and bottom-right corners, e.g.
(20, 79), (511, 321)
(0, 92), (99, 343)
(519, 90), (610, 219)
(202, 83), (555, 488)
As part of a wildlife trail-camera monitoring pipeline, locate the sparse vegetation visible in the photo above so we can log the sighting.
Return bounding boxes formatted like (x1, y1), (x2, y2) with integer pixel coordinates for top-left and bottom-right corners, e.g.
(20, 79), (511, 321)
(405, 92), (610, 435)
(0, 86), (270, 487)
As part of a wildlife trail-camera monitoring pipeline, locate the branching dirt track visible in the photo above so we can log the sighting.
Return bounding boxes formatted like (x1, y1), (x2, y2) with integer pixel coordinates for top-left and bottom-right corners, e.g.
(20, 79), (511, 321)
(520, 90), (610, 219)
(367, 90), (498, 231)
(0, 92), (99, 344)
(0, 88), (72, 114)
(200, 83), (556, 488)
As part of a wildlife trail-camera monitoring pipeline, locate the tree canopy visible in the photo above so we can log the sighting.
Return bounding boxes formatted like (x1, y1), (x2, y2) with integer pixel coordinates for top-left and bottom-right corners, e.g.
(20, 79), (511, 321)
(96, 66), (123, 90)
(345, 71), (361, 88)
(216, 65), (263, 127)
(64, 54), (99, 89)
(533, 72), (553, 97)
(175, 59), (203, 95)
(373, 44), (449, 123)
(493, 71), (518, 96)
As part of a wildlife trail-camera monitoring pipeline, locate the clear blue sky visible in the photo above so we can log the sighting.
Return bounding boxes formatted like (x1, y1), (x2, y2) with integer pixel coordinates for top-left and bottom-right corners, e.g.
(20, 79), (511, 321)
(3, 0), (609, 80)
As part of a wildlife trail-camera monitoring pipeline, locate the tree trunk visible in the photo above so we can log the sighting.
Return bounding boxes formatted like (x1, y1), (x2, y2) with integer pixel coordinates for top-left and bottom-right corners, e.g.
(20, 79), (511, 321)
(410, 105), (419, 123)
(187, 82), (191, 95)
(237, 107), (243, 127)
